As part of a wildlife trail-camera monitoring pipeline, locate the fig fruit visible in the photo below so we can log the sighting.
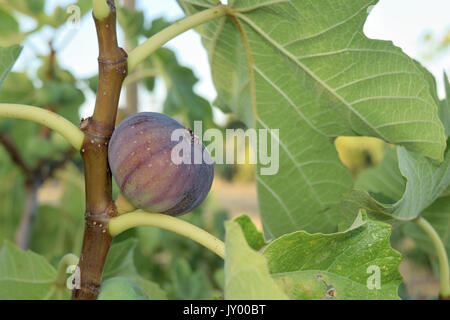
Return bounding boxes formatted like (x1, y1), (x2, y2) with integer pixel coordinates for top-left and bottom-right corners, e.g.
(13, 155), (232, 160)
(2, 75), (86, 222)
(108, 112), (214, 216)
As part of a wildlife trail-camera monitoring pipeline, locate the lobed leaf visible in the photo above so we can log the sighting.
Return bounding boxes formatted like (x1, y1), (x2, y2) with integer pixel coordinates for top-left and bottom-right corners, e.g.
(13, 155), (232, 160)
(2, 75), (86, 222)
(345, 145), (450, 222)
(263, 211), (402, 299)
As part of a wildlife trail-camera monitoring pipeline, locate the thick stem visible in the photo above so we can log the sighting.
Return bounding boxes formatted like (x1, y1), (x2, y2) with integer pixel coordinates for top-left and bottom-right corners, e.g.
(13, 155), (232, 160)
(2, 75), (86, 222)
(127, 5), (231, 72)
(72, 0), (127, 300)
(414, 216), (450, 299)
(109, 212), (225, 259)
(14, 181), (40, 250)
(0, 104), (84, 150)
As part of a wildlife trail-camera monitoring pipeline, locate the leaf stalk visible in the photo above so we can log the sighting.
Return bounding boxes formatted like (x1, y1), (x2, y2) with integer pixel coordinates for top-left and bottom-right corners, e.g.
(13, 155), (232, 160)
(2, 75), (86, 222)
(0, 104), (84, 150)
(127, 5), (231, 72)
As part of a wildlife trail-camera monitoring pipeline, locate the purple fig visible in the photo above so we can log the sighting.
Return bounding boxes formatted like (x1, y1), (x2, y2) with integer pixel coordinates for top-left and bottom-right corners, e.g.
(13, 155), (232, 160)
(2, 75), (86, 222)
(108, 112), (214, 216)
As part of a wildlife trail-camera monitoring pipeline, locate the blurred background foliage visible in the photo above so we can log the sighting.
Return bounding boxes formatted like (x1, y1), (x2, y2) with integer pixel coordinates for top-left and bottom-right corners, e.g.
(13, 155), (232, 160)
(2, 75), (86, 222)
(0, 0), (448, 299)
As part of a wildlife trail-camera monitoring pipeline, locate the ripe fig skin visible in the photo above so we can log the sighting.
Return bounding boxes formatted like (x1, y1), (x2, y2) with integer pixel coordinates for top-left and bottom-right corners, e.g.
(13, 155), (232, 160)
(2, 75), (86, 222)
(108, 112), (214, 216)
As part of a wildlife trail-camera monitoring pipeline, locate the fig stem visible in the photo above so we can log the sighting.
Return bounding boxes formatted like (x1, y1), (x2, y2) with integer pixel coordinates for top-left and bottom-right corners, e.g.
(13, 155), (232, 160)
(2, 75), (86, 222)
(414, 216), (450, 298)
(108, 212), (225, 259)
(115, 192), (137, 214)
(127, 5), (232, 72)
(0, 103), (84, 150)
(92, 0), (110, 20)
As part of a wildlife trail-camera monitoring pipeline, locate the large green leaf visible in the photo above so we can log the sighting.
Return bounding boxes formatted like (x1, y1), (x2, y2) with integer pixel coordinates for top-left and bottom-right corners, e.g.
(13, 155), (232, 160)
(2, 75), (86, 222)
(0, 241), (56, 299)
(103, 238), (167, 300)
(224, 220), (288, 300)
(0, 45), (22, 88)
(263, 212), (402, 299)
(178, 0), (446, 238)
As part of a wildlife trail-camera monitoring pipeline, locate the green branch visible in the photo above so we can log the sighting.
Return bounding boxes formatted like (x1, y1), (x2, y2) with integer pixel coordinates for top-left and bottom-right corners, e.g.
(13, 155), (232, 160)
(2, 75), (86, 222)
(109, 212), (225, 259)
(93, 0), (110, 20)
(0, 104), (84, 150)
(128, 5), (231, 72)
(414, 216), (450, 298)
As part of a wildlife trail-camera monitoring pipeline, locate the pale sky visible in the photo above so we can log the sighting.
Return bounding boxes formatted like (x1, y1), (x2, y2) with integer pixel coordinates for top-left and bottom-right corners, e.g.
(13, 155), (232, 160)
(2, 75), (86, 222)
(12, 0), (450, 121)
